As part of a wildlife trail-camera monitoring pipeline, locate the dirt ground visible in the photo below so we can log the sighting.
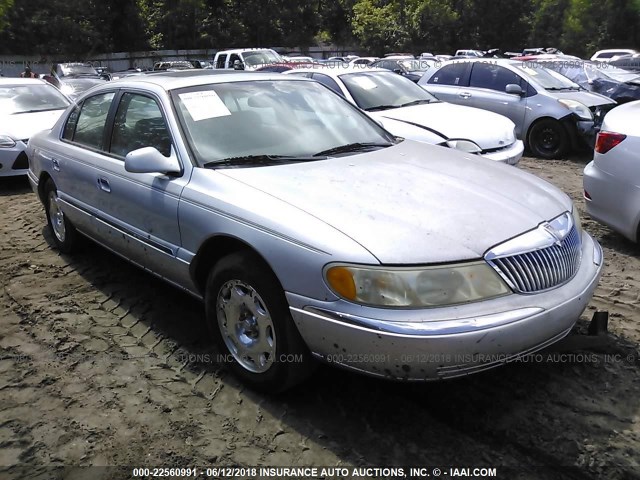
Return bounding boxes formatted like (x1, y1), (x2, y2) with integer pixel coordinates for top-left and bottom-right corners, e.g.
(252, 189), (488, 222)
(1, 156), (639, 480)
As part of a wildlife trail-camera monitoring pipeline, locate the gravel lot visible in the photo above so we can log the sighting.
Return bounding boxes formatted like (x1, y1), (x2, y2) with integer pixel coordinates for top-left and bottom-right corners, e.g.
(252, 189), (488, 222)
(1, 156), (639, 480)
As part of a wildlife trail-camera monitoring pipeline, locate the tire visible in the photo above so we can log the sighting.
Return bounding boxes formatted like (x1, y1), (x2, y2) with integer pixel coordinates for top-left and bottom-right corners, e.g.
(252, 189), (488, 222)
(43, 179), (79, 253)
(527, 118), (569, 159)
(204, 251), (314, 393)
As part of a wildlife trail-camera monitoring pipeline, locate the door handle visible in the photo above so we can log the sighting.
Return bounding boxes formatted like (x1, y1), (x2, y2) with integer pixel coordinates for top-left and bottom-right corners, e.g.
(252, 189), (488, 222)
(52, 158), (60, 171)
(97, 177), (111, 193)
(459, 92), (472, 99)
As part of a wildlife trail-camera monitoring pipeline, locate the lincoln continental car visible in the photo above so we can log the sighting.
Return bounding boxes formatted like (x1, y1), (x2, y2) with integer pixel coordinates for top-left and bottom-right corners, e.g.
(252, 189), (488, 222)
(27, 73), (603, 392)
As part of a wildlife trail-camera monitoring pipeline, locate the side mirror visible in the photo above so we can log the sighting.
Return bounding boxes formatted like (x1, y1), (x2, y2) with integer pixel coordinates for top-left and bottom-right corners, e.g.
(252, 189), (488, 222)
(125, 147), (181, 175)
(505, 83), (524, 96)
(393, 68), (402, 74)
(233, 60), (245, 70)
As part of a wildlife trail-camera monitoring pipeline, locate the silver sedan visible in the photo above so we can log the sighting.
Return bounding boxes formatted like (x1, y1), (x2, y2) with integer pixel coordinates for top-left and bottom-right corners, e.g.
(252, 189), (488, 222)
(584, 100), (640, 242)
(28, 72), (603, 392)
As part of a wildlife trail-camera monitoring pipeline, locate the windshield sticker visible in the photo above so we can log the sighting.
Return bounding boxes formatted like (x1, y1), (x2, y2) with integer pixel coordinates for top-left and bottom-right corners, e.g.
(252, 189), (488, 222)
(179, 91), (231, 121)
(351, 76), (378, 90)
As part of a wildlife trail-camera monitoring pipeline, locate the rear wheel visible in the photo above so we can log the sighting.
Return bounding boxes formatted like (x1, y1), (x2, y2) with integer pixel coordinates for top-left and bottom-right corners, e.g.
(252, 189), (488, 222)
(43, 179), (79, 253)
(528, 119), (569, 159)
(204, 251), (313, 392)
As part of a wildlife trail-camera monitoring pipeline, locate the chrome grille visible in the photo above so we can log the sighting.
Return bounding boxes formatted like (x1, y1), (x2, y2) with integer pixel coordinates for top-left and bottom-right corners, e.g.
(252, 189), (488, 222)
(488, 225), (582, 293)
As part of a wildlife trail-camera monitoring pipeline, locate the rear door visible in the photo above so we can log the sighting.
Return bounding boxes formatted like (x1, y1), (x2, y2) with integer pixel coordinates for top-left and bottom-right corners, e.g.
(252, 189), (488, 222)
(54, 91), (117, 234)
(467, 63), (528, 137)
(420, 62), (471, 104)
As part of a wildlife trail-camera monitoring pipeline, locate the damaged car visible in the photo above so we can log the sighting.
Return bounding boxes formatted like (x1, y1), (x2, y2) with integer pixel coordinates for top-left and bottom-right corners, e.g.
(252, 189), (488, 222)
(419, 59), (616, 158)
(525, 58), (640, 104)
(28, 73), (603, 392)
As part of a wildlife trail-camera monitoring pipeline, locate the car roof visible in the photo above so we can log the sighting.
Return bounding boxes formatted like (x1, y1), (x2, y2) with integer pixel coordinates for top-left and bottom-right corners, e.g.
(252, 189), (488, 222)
(108, 70), (305, 91)
(283, 65), (390, 78)
(215, 48), (276, 55)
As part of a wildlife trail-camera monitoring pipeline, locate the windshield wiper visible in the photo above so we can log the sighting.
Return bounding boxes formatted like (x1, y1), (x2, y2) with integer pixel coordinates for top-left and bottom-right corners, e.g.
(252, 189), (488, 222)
(203, 154), (320, 168)
(398, 99), (432, 107)
(365, 104), (398, 112)
(313, 142), (393, 157)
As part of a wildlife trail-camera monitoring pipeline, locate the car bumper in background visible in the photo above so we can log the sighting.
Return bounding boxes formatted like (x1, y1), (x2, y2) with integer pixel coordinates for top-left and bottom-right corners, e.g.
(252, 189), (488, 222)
(481, 139), (524, 165)
(0, 143), (29, 177)
(584, 160), (640, 242)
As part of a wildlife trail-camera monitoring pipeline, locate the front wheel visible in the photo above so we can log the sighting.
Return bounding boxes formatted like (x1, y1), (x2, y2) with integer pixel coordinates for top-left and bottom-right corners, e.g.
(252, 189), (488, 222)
(204, 251), (313, 393)
(43, 179), (79, 253)
(527, 119), (569, 159)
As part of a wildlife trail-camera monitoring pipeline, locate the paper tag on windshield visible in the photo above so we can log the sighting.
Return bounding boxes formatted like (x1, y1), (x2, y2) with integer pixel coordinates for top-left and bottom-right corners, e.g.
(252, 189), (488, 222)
(351, 76), (378, 90)
(179, 91), (231, 121)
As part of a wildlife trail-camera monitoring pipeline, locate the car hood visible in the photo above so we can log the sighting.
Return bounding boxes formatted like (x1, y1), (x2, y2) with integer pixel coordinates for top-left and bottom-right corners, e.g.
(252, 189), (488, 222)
(546, 90), (615, 107)
(0, 109), (67, 140)
(217, 140), (570, 264)
(370, 103), (516, 150)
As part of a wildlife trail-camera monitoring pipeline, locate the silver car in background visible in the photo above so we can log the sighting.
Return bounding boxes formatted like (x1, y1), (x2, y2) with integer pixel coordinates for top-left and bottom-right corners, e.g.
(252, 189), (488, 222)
(28, 73), (602, 392)
(584, 100), (640, 242)
(0, 78), (71, 177)
(419, 59), (616, 158)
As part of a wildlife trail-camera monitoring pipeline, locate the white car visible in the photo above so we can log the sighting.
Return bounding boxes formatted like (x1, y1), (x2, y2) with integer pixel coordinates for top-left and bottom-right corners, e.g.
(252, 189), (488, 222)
(213, 48), (282, 71)
(583, 100), (640, 242)
(590, 49), (638, 63)
(284, 66), (523, 165)
(0, 78), (71, 177)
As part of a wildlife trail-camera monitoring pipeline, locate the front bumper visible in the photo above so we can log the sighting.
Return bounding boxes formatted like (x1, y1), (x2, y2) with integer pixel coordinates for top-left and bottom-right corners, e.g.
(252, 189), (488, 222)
(287, 232), (603, 380)
(480, 139), (524, 166)
(0, 142), (29, 177)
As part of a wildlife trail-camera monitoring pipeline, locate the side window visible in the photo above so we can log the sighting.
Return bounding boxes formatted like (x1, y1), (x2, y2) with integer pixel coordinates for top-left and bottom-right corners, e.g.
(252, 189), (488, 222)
(228, 54), (241, 68)
(311, 73), (344, 96)
(71, 92), (115, 150)
(428, 63), (470, 86)
(469, 64), (521, 92)
(110, 93), (172, 158)
(216, 54), (227, 69)
(62, 106), (80, 140)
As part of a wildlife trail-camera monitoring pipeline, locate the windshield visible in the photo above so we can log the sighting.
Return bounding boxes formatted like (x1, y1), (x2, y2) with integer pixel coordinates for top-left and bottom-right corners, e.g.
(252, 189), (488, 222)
(0, 84), (71, 115)
(171, 80), (395, 166)
(242, 51), (283, 67)
(60, 64), (99, 77)
(514, 64), (580, 90)
(340, 71), (438, 111)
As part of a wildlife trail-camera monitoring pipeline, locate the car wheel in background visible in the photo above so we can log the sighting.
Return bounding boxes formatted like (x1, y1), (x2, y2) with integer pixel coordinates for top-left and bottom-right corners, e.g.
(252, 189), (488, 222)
(205, 251), (313, 393)
(528, 118), (569, 159)
(44, 179), (79, 253)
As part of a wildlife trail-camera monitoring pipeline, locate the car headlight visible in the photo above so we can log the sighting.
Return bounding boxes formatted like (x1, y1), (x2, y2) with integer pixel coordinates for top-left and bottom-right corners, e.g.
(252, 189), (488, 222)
(0, 135), (16, 148)
(325, 262), (511, 308)
(572, 206), (582, 236)
(558, 99), (593, 121)
(445, 139), (482, 154)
